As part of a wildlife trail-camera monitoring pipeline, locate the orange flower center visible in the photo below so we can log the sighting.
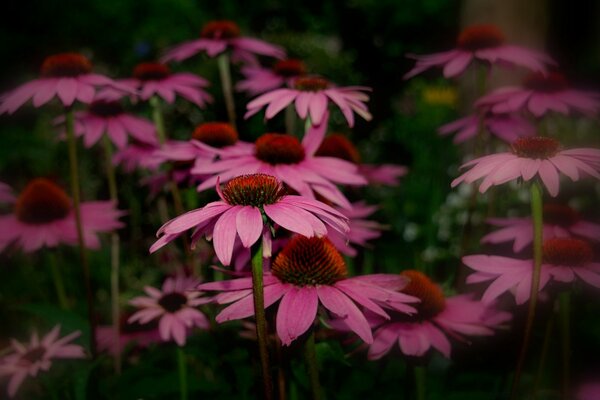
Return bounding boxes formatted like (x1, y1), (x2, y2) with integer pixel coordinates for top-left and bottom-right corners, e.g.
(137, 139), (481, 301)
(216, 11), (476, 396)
(200, 20), (241, 39)
(221, 174), (286, 207)
(543, 204), (580, 227)
(89, 100), (124, 117)
(133, 63), (171, 81)
(315, 134), (361, 164)
(457, 24), (506, 51)
(543, 238), (593, 266)
(40, 53), (92, 78)
(511, 136), (561, 159)
(523, 72), (568, 93)
(192, 122), (238, 148)
(15, 179), (71, 224)
(400, 270), (446, 320)
(271, 236), (348, 286)
(293, 77), (329, 92)
(20, 346), (46, 363)
(273, 59), (306, 78)
(158, 292), (188, 313)
(255, 133), (305, 165)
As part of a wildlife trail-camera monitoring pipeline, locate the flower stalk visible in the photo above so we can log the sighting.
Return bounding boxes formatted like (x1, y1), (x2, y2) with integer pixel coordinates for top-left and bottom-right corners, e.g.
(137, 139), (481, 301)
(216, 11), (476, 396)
(559, 291), (571, 400)
(65, 107), (97, 356)
(250, 238), (273, 400)
(414, 366), (426, 400)
(217, 53), (236, 127)
(304, 331), (322, 400)
(48, 252), (69, 310)
(177, 346), (188, 400)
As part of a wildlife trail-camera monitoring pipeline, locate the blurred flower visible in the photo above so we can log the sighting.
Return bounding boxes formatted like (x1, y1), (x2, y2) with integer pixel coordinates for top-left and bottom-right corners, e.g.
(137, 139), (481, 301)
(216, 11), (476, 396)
(0, 53), (131, 114)
(315, 133), (408, 186)
(245, 76), (372, 127)
(0, 182), (15, 204)
(55, 99), (158, 149)
(96, 316), (161, 356)
(199, 236), (418, 345)
(161, 20), (285, 64)
(404, 24), (553, 79)
(451, 137), (600, 197)
(151, 174), (349, 266)
(438, 112), (534, 144)
(191, 121), (367, 208)
(0, 179), (125, 252)
(112, 141), (162, 173)
(476, 72), (600, 117)
(578, 382), (600, 400)
(128, 275), (210, 346)
(236, 59), (307, 96)
(120, 63), (212, 108)
(367, 270), (510, 360)
(0, 325), (85, 398)
(327, 202), (385, 256)
(482, 203), (600, 252)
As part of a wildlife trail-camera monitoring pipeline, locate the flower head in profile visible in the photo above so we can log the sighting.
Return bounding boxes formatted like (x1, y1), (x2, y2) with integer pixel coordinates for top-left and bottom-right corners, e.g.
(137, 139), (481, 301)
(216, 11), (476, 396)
(476, 72), (600, 117)
(245, 76), (372, 127)
(0, 325), (85, 398)
(315, 134), (408, 186)
(120, 62), (212, 107)
(128, 275), (210, 346)
(236, 59), (307, 96)
(0, 53), (131, 114)
(57, 99), (158, 149)
(151, 174), (350, 266)
(438, 112), (534, 144)
(113, 141), (162, 173)
(191, 121), (367, 208)
(367, 270), (511, 360)
(199, 236), (418, 345)
(161, 20), (285, 64)
(482, 203), (600, 252)
(404, 24), (553, 79)
(0, 179), (125, 252)
(451, 137), (600, 197)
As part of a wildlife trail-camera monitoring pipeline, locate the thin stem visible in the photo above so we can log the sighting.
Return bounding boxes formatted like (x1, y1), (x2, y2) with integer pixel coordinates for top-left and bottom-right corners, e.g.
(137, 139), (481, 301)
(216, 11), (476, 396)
(150, 96), (167, 145)
(285, 104), (296, 136)
(276, 337), (287, 400)
(511, 181), (544, 399)
(414, 366), (426, 400)
(102, 135), (122, 374)
(559, 291), (571, 400)
(304, 116), (312, 135)
(532, 313), (555, 399)
(251, 240), (273, 400)
(217, 53), (236, 127)
(65, 108), (97, 356)
(177, 347), (188, 400)
(304, 331), (322, 400)
(48, 252), (69, 310)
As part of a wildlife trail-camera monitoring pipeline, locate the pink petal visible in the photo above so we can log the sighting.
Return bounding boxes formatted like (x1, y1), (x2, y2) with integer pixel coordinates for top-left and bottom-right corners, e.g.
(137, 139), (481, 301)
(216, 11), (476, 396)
(235, 206), (263, 248)
(276, 286), (319, 345)
(212, 206), (242, 266)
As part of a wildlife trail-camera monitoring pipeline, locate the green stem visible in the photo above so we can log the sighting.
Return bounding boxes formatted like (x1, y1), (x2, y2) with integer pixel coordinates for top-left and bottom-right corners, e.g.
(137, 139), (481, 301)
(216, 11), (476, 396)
(532, 313), (554, 399)
(304, 116), (312, 136)
(102, 135), (122, 374)
(285, 104), (296, 136)
(414, 366), (426, 400)
(511, 181), (544, 399)
(217, 53), (236, 127)
(559, 292), (571, 400)
(304, 331), (322, 400)
(65, 108), (97, 356)
(150, 96), (167, 144)
(48, 252), (69, 310)
(177, 347), (188, 400)
(251, 240), (273, 400)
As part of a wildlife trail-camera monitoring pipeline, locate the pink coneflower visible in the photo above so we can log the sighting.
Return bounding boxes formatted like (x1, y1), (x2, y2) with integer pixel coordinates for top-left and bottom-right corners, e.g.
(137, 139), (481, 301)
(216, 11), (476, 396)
(367, 270), (510, 360)
(314, 134), (408, 186)
(128, 275), (210, 346)
(404, 24), (553, 79)
(481, 203), (600, 252)
(191, 123), (366, 208)
(327, 202), (385, 256)
(245, 76), (372, 127)
(161, 20), (285, 64)
(0, 182), (15, 204)
(0, 53), (130, 114)
(236, 59), (307, 96)
(578, 382), (600, 400)
(476, 72), (600, 117)
(119, 63), (212, 107)
(199, 236), (418, 345)
(0, 179), (125, 252)
(438, 112), (534, 144)
(451, 137), (600, 197)
(150, 174), (350, 266)
(112, 141), (162, 173)
(0, 325), (85, 398)
(56, 99), (158, 149)
(96, 316), (161, 356)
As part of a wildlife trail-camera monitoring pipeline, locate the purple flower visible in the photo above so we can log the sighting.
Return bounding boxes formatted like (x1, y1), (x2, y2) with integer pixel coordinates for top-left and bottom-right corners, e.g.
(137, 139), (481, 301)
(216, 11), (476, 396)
(438, 112), (535, 144)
